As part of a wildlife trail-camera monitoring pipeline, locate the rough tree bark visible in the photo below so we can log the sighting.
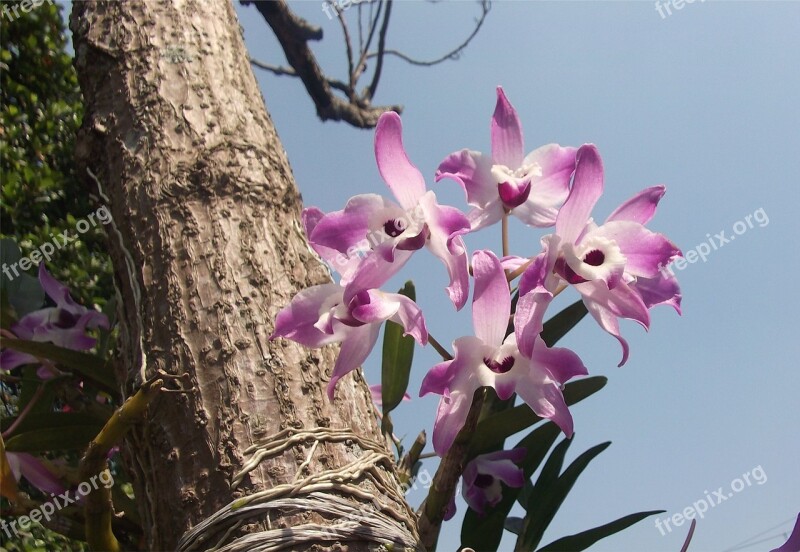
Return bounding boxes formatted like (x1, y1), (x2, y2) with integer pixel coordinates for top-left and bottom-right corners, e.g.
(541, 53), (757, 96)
(69, 1), (419, 550)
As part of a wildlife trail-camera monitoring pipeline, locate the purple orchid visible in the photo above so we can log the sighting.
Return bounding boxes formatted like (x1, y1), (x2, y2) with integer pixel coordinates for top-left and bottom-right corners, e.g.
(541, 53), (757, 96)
(0, 264), (109, 372)
(271, 283), (427, 399)
(6, 452), (67, 497)
(516, 144), (682, 366)
(310, 112), (472, 310)
(771, 513), (800, 552)
(462, 448), (526, 515)
(420, 250), (587, 455)
(436, 87), (577, 231)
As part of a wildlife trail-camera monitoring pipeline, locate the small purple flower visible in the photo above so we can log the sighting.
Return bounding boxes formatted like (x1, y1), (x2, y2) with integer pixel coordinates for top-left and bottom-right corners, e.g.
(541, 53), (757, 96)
(310, 112), (472, 309)
(516, 145), (681, 366)
(771, 513), (800, 552)
(6, 452), (67, 497)
(462, 448), (526, 515)
(421, 250), (586, 455)
(0, 265), (109, 372)
(436, 86), (577, 231)
(271, 283), (427, 399)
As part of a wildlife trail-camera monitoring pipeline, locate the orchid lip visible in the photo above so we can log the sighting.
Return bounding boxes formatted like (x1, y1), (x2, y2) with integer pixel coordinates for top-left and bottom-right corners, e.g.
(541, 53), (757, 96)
(474, 473), (494, 488)
(498, 180), (532, 209)
(483, 355), (515, 374)
(396, 224), (430, 251)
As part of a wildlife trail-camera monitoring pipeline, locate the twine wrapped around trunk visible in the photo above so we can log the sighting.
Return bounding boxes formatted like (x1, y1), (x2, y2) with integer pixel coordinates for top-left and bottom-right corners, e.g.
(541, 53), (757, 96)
(177, 428), (422, 552)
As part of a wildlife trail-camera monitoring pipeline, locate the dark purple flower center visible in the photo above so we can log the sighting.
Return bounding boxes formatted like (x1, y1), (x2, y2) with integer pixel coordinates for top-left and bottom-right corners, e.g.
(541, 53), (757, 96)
(53, 309), (80, 329)
(483, 356), (515, 374)
(383, 219), (406, 237)
(474, 473), (495, 488)
(583, 249), (605, 266)
(554, 249), (606, 285)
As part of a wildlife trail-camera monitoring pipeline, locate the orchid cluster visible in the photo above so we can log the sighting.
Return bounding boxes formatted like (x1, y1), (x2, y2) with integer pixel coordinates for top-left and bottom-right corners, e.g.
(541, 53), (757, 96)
(272, 86), (682, 518)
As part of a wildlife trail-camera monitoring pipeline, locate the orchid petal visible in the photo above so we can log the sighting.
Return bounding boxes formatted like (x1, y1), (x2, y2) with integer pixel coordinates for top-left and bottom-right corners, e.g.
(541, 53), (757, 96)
(529, 335), (588, 384)
(517, 378), (575, 437)
(420, 192), (471, 310)
(310, 194), (386, 254)
(343, 249), (413, 303)
(556, 144), (604, 243)
(574, 280), (650, 367)
(271, 284), (346, 347)
(472, 250), (510, 347)
(327, 323), (381, 399)
(466, 201), (505, 232)
(0, 349), (37, 371)
(589, 221), (681, 278)
(605, 185), (666, 225)
(491, 87), (524, 169)
(632, 271), (682, 314)
(15, 453), (66, 496)
(435, 149), (496, 207)
(770, 513), (800, 552)
(350, 289), (427, 344)
(375, 112), (427, 210)
(522, 144), (578, 203)
(420, 359), (454, 397)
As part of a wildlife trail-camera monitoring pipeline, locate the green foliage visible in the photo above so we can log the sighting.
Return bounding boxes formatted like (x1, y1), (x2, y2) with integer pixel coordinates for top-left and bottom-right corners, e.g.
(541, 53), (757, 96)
(0, 0), (113, 307)
(381, 281), (417, 415)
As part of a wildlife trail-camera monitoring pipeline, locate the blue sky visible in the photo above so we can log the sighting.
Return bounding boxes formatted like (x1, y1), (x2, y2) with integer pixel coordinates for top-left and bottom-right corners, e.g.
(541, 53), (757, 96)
(234, 1), (799, 550)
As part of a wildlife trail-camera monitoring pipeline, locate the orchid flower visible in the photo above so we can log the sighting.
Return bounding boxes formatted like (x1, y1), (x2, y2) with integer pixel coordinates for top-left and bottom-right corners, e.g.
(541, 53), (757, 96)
(462, 448), (526, 516)
(421, 250), (587, 455)
(271, 283), (427, 399)
(436, 86), (577, 231)
(770, 513), (800, 552)
(5, 452), (67, 497)
(516, 144), (682, 366)
(0, 264), (109, 372)
(310, 112), (472, 310)
(369, 384), (411, 407)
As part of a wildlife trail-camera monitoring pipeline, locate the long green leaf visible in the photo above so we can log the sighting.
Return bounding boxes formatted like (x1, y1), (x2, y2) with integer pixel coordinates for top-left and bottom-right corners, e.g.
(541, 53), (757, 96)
(0, 337), (116, 391)
(518, 441), (612, 551)
(540, 300), (588, 347)
(381, 281), (416, 415)
(1, 411), (110, 436)
(460, 423), (561, 552)
(537, 510), (666, 551)
(5, 424), (106, 453)
(469, 376), (607, 456)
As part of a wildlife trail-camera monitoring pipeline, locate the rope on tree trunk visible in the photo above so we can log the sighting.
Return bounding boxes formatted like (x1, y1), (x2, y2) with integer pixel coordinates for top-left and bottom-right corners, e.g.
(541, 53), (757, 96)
(176, 427), (422, 552)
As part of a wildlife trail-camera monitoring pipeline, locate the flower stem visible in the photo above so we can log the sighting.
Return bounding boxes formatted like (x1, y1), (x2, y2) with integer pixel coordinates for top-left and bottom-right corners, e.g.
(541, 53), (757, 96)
(428, 334), (453, 361)
(502, 213), (510, 259)
(418, 387), (487, 551)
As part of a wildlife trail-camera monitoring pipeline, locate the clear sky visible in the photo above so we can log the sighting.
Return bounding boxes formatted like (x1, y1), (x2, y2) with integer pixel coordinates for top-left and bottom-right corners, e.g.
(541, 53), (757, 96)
(67, 1), (800, 550)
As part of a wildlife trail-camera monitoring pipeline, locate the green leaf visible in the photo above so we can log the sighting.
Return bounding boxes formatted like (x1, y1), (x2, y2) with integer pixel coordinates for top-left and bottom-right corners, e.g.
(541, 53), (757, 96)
(540, 300), (588, 347)
(381, 281), (416, 415)
(460, 423), (561, 552)
(0, 338), (116, 392)
(505, 517), (524, 535)
(5, 422), (106, 453)
(537, 510), (666, 551)
(518, 441), (612, 551)
(1, 411), (110, 437)
(0, 238), (44, 317)
(469, 376), (607, 456)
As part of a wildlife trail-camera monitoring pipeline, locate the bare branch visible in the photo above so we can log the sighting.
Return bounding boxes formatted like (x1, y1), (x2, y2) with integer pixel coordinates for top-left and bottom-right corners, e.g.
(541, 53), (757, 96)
(249, 57), (351, 95)
(244, 0), (401, 128)
(367, 0), (491, 67)
(366, 0), (393, 101)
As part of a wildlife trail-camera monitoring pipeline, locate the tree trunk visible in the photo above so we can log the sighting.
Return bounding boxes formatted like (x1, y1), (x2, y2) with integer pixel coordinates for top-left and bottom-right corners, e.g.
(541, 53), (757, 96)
(69, 1), (419, 550)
